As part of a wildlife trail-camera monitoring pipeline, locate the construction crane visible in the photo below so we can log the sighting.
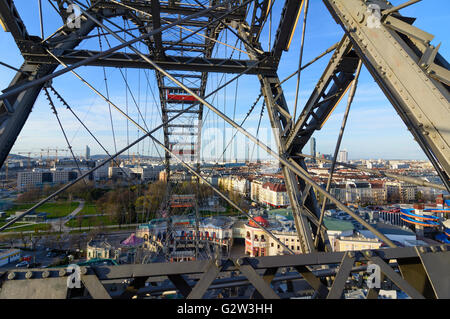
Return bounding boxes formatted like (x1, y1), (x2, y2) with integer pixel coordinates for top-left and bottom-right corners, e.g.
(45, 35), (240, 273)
(16, 151), (35, 169)
(40, 147), (68, 166)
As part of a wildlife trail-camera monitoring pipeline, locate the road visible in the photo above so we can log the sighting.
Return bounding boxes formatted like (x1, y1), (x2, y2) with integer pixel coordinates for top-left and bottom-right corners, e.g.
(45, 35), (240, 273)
(0, 247), (60, 272)
(48, 200), (85, 232)
(0, 229), (136, 272)
(0, 222), (139, 236)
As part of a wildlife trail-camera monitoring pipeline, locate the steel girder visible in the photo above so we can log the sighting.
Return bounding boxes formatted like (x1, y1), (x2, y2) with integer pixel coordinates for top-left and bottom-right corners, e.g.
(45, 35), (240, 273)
(286, 36), (359, 152)
(265, 0), (450, 256)
(271, 0), (304, 62)
(1, 245), (448, 299)
(237, 21), (330, 254)
(134, 0), (231, 256)
(0, 0), (29, 42)
(322, 0), (450, 190)
(94, 0), (246, 20)
(0, 0), (448, 300)
(0, 0), (256, 171)
(21, 50), (273, 74)
(248, 0), (271, 43)
(0, 0), (108, 168)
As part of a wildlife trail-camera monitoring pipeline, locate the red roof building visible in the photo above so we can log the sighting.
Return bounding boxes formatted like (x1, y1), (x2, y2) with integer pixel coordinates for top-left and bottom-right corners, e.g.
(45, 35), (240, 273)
(248, 216), (269, 228)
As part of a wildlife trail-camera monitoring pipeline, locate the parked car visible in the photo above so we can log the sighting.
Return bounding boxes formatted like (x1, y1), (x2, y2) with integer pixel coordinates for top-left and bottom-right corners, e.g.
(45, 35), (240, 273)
(15, 261), (28, 268)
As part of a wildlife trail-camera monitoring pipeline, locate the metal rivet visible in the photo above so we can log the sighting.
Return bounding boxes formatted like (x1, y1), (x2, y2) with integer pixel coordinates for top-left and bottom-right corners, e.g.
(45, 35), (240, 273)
(59, 269), (67, 277)
(80, 267), (88, 275)
(236, 258), (244, 266)
(42, 270), (50, 278)
(25, 271), (33, 279)
(8, 272), (16, 280)
(356, 12), (365, 23)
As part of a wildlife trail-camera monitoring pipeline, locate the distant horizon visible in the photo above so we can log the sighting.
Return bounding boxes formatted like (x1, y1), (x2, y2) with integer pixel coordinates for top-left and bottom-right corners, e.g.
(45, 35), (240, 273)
(7, 152), (432, 163)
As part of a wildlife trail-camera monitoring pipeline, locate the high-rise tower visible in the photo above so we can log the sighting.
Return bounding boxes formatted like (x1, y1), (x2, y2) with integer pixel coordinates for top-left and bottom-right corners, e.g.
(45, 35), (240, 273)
(310, 138), (316, 163)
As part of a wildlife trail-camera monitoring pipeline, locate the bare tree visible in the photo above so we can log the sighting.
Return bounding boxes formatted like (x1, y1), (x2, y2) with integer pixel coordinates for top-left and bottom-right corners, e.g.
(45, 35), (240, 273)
(19, 232), (29, 249)
(3, 235), (16, 249)
(69, 234), (84, 251)
(54, 234), (65, 251)
(30, 235), (41, 251)
(58, 218), (65, 233)
(76, 214), (83, 232)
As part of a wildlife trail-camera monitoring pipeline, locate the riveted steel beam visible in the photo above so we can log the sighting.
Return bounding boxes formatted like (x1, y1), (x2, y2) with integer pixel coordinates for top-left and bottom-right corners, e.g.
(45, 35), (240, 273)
(285, 36), (358, 151)
(95, 0), (246, 20)
(272, 0), (304, 61)
(23, 50), (273, 74)
(322, 0), (450, 190)
(238, 21), (329, 254)
(0, 0), (29, 43)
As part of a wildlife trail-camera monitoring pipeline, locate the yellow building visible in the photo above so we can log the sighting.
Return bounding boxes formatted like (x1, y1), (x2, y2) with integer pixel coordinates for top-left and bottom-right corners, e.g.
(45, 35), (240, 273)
(334, 236), (382, 251)
(86, 239), (115, 260)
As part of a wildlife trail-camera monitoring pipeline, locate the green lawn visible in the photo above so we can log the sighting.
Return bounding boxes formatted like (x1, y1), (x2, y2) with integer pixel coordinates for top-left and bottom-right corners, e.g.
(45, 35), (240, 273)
(6, 201), (80, 219)
(68, 224), (136, 234)
(0, 221), (29, 228)
(79, 204), (99, 216)
(3, 223), (51, 233)
(66, 213), (142, 229)
(66, 215), (115, 228)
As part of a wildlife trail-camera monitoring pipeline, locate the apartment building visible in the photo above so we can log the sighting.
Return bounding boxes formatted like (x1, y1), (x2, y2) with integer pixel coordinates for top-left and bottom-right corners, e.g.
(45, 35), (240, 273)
(249, 178), (290, 208)
(218, 175), (249, 196)
(334, 236), (382, 251)
(17, 169), (78, 190)
(385, 181), (418, 203)
(259, 182), (290, 208)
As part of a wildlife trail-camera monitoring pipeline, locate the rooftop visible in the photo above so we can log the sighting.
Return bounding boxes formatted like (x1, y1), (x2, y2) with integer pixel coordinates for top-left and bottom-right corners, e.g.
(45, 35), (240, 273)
(87, 239), (112, 249)
(323, 217), (355, 232)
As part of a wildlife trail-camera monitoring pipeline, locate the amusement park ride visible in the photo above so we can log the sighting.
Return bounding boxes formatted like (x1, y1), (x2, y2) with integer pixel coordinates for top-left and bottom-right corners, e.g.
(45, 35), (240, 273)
(0, 0), (449, 299)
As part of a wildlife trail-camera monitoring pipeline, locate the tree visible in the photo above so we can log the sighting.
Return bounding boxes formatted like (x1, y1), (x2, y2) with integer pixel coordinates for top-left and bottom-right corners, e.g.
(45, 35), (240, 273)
(54, 234), (66, 251)
(16, 187), (41, 203)
(56, 218), (64, 233)
(19, 232), (29, 249)
(416, 191), (424, 203)
(87, 216), (94, 231)
(30, 235), (41, 251)
(3, 235), (16, 249)
(75, 214), (84, 232)
(69, 234), (83, 251)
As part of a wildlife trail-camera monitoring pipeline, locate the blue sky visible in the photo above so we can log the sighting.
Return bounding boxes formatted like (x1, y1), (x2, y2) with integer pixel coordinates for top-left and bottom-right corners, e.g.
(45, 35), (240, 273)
(1, 0), (449, 161)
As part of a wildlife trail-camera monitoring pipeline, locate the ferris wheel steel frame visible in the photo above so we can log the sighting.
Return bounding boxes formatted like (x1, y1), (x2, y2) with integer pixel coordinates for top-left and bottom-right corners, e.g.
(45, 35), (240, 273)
(0, 0), (448, 299)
